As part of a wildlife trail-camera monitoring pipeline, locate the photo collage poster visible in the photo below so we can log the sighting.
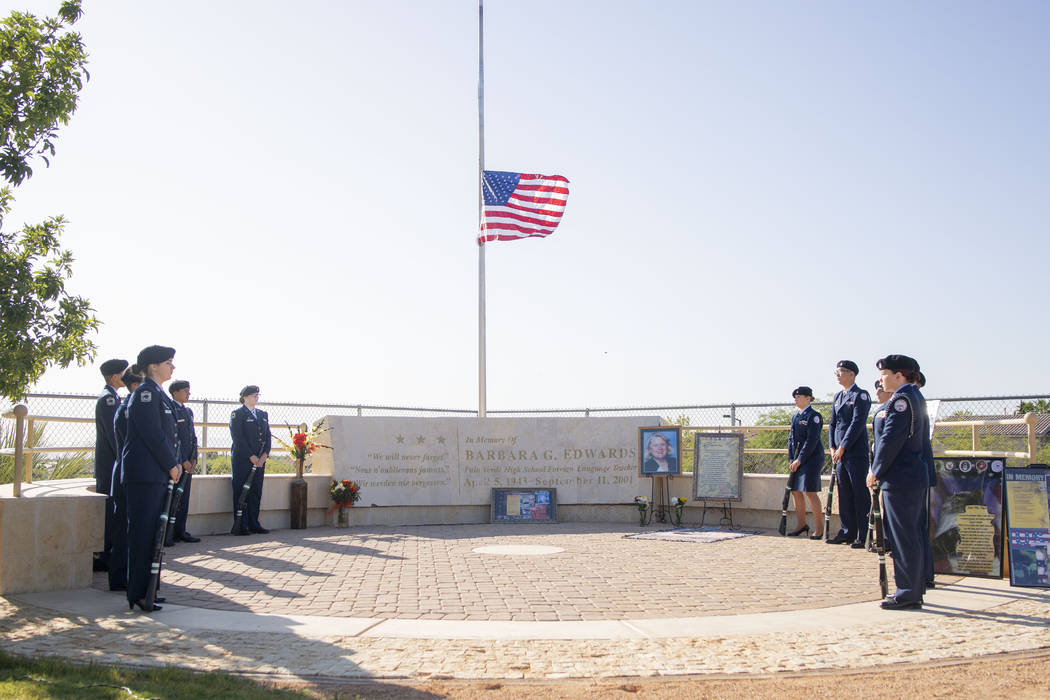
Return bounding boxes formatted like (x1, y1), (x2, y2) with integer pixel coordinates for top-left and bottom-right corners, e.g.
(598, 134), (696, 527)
(930, 457), (1004, 577)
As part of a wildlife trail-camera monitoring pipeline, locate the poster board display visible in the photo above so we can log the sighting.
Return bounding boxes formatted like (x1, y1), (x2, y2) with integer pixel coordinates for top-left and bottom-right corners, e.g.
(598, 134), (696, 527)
(930, 457), (1004, 578)
(691, 432), (744, 502)
(1004, 467), (1050, 587)
(490, 488), (557, 523)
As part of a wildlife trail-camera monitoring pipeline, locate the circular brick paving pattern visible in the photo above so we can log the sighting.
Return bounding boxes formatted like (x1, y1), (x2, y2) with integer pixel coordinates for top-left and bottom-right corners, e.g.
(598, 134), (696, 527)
(96, 523), (894, 621)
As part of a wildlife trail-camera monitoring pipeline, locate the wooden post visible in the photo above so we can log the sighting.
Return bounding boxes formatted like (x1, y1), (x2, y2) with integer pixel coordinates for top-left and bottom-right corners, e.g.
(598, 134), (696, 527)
(1025, 412), (1038, 464)
(971, 425), (979, 452)
(24, 418), (34, 483)
(12, 404), (27, 497)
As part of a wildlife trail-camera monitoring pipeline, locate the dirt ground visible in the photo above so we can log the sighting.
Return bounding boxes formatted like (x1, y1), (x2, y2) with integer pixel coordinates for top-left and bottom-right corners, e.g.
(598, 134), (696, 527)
(293, 648), (1050, 699)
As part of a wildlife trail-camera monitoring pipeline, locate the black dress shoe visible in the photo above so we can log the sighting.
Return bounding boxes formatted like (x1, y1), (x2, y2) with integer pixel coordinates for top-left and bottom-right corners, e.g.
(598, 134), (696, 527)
(154, 596), (166, 604)
(787, 525), (809, 537)
(164, 537), (176, 547)
(827, 535), (850, 544)
(926, 579), (936, 589)
(178, 533), (201, 543)
(850, 541), (866, 549)
(130, 599), (162, 612)
(880, 595), (922, 610)
(250, 526), (270, 534)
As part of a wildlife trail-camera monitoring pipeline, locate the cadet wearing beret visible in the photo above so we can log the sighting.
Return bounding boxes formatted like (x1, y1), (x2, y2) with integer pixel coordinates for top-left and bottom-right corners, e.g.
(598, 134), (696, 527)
(230, 385), (271, 534)
(867, 354), (929, 609)
(912, 371), (936, 589)
(123, 345), (183, 612)
(828, 360), (872, 547)
(166, 380), (201, 545)
(868, 377), (896, 555)
(108, 367), (142, 592)
(94, 358), (129, 572)
(786, 386), (825, 538)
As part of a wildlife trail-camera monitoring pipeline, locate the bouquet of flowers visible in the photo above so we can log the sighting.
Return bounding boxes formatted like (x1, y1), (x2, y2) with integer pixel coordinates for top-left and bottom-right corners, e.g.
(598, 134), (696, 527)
(673, 496), (687, 526)
(634, 496), (650, 526)
(329, 479), (361, 511)
(272, 424), (329, 478)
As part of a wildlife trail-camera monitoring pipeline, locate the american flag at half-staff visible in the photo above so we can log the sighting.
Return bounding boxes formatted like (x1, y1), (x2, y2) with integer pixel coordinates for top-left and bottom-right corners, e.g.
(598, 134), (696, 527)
(478, 170), (570, 242)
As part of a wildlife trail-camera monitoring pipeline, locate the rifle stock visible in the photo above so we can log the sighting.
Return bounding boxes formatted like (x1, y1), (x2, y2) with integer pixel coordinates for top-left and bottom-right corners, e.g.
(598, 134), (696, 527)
(823, 464), (837, 542)
(144, 479), (175, 609)
(872, 484), (888, 598)
(231, 463), (259, 535)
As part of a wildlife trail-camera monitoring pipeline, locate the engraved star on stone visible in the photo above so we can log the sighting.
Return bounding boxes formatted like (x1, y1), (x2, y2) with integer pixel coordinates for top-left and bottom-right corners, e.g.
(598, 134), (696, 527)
(437, 436), (446, 445)
(396, 435), (404, 444)
(416, 435), (425, 444)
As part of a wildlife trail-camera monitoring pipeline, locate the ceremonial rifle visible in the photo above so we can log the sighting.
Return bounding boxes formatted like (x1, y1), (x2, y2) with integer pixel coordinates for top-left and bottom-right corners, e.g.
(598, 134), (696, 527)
(778, 427), (796, 536)
(872, 483), (888, 598)
(823, 458), (837, 542)
(143, 478), (176, 610)
(231, 462), (259, 535)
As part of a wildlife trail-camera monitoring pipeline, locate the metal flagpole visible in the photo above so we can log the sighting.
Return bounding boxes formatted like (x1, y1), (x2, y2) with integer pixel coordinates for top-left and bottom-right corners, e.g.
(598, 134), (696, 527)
(477, 0), (487, 418)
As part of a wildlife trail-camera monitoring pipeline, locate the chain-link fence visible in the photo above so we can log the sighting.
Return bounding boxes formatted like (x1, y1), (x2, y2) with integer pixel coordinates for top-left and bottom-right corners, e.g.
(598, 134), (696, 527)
(3, 392), (1048, 481)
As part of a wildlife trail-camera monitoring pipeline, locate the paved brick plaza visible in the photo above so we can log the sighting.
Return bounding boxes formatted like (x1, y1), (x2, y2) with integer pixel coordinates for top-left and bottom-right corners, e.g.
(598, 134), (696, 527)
(1, 522), (1047, 682)
(133, 522), (889, 620)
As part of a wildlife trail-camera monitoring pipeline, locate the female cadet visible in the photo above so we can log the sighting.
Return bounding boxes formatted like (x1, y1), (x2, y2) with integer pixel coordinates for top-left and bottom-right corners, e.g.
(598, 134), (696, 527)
(230, 385), (271, 534)
(122, 346), (182, 612)
(867, 354), (929, 609)
(787, 386), (825, 538)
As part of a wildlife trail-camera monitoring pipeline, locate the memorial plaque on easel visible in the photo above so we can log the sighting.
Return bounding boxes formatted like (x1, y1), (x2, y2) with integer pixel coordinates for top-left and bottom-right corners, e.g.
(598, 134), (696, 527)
(692, 432), (744, 502)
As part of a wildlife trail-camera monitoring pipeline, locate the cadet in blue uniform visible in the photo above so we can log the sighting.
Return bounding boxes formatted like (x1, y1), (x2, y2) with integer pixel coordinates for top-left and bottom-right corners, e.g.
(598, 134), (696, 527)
(108, 367), (142, 592)
(828, 360), (872, 548)
(94, 358), (128, 572)
(868, 354), (929, 609)
(786, 386), (825, 538)
(915, 371), (936, 588)
(123, 346), (183, 612)
(230, 385), (271, 535)
(166, 380), (201, 545)
(868, 378), (895, 555)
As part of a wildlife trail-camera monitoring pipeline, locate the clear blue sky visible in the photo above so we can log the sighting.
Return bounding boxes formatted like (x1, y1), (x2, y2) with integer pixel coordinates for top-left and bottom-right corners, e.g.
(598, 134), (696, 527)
(8, 1), (1050, 407)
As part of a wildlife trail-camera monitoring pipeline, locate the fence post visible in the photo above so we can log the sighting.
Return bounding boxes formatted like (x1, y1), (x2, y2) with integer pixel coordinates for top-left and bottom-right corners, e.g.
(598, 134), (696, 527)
(24, 417), (34, 483)
(12, 404), (27, 497)
(201, 399), (209, 475)
(971, 425), (978, 451)
(1025, 412), (1038, 463)
(356, 405), (362, 417)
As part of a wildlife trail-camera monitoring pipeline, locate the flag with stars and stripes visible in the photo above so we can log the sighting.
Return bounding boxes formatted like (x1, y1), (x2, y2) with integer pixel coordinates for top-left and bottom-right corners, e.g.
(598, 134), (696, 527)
(478, 170), (570, 243)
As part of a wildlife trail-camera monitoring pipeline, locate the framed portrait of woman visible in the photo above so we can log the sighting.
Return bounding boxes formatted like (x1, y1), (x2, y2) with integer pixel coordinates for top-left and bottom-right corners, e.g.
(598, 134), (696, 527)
(638, 426), (682, 476)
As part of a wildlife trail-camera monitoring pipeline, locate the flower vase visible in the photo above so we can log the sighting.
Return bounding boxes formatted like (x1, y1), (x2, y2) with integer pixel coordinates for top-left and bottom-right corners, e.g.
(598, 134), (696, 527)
(336, 505), (350, 528)
(637, 508), (647, 527)
(673, 507), (683, 527)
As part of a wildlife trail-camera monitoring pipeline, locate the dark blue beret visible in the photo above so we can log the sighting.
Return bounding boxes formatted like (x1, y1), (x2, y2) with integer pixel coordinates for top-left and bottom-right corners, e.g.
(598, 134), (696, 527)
(169, 380), (190, 393)
(836, 360), (860, 375)
(136, 345), (175, 367)
(876, 354), (920, 373)
(239, 385), (260, 398)
(792, 386), (813, 398)
(100, 358), (128, 376)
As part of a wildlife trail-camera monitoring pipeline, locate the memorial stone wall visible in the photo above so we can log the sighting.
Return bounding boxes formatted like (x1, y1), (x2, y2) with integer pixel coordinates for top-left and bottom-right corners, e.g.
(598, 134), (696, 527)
(326, 416), (662, 506)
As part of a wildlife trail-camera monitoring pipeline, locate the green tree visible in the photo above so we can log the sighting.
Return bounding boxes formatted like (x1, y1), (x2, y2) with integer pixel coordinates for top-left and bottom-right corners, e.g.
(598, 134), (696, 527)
(0, 1), (87, 185)
(1017, 399), (1050, 414)
(0, 1), (96, 400)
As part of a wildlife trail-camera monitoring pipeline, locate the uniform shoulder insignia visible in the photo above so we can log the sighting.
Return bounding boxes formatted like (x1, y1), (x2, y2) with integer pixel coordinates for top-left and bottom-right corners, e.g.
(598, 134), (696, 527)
(105, 396), (116, 406)
(860, 392), (869, 401)
(893, 398), (908, 413)
(141, 391), (152, 403)
(813, 414), (821, 424)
